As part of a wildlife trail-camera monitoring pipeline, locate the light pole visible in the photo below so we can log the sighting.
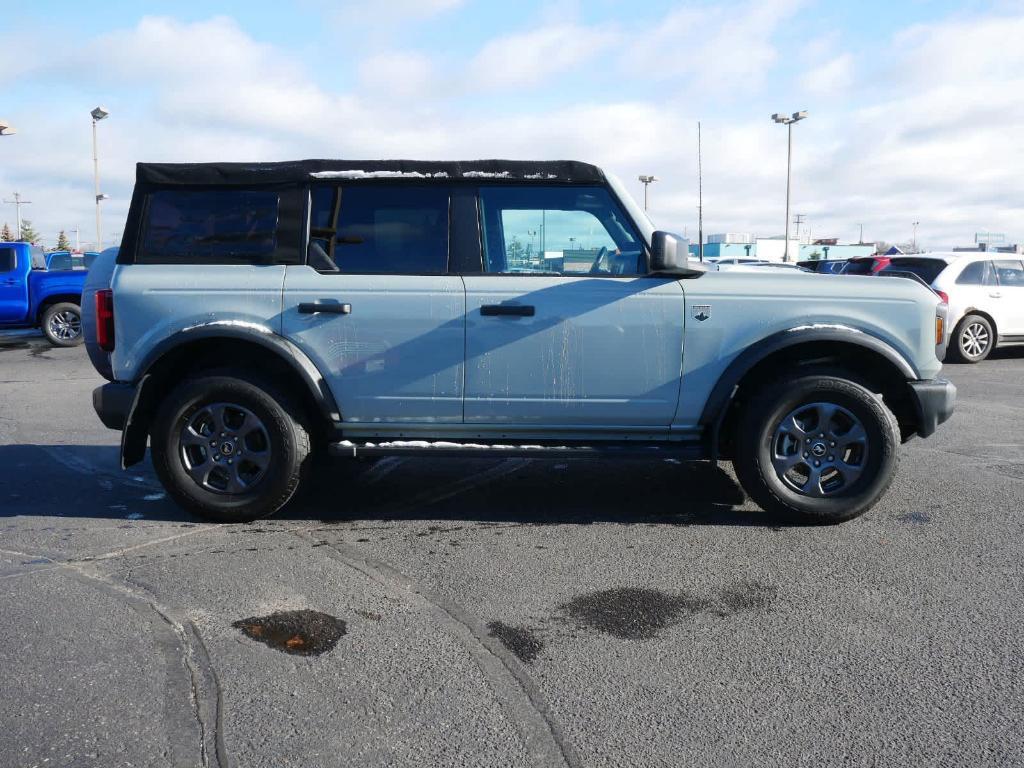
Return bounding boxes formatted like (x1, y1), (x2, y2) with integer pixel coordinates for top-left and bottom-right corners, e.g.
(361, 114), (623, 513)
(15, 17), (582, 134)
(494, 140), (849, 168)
(91, 106), (110, 249)
(772, 110), (808, 262)
(912, 221), (920, 253)
(638, 175), (658, 211)
(0, 121), (16, 136)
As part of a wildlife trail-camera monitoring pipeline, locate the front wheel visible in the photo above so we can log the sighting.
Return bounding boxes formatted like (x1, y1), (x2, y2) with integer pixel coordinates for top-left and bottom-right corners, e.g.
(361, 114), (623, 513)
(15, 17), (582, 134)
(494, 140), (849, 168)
(41, 302), (84, 347)
(151, 374), (310, 522)
(733, 372), (900, 524)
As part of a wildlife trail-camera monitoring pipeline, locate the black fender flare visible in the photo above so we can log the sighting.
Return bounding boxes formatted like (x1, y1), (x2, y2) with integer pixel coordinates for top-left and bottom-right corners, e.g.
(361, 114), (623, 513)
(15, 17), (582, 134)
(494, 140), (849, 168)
(699, 325), (919, 457)
(121, 322), (340, 467)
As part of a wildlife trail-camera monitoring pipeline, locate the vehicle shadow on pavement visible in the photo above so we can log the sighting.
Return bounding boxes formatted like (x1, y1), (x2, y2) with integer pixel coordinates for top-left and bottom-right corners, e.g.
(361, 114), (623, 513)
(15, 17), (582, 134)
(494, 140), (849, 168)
(0, 444), (793, 527)
(290, 457), (794, 528)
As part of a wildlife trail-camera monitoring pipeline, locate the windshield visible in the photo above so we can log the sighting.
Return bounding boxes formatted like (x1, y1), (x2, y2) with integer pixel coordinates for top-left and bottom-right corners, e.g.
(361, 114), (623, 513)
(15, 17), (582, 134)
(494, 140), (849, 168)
(880, 258), (948, 285)
(842, 260), (875, 275)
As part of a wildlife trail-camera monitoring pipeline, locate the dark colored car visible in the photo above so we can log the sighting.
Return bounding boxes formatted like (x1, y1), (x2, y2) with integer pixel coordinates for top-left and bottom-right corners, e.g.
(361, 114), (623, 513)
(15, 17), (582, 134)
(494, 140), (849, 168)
(841, 256), (892, 275)
(797, 260), (847, 274)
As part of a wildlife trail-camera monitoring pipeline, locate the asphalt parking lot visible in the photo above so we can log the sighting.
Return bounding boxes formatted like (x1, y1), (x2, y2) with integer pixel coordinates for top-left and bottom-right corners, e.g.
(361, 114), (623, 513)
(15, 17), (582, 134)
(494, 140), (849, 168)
(1, 331), (1023, 768)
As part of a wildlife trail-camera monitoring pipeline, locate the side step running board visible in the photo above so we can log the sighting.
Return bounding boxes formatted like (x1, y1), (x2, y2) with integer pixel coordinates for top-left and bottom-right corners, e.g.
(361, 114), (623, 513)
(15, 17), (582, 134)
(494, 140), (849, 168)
(328, 440), (707, 460)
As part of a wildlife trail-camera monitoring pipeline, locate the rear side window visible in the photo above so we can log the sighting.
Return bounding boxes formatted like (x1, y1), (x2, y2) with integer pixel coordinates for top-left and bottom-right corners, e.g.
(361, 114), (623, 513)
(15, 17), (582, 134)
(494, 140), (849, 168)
(881, 258), (948, 284)
(140, 190), (279, 264)
(955, 260), (994, 286)
(993, 260), (1024, 287)
(309, 185), (449, 274)
(0, 247), (15, 273)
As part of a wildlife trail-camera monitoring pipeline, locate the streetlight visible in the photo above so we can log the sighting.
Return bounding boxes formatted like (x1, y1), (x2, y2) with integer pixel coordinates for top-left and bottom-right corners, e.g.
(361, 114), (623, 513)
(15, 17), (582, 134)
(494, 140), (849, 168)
(912, 221), (920, 253)
(638, 175), (658, 211)
(91, 106), (109, 249)
(771, 110), (808, 262)
(0, 121), (16, 136)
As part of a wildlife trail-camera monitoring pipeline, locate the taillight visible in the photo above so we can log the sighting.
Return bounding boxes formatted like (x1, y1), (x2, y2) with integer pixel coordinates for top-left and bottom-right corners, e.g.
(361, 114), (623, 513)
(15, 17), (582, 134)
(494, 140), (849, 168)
(936, 290), (949, 304)
(96, 289), (115, 352)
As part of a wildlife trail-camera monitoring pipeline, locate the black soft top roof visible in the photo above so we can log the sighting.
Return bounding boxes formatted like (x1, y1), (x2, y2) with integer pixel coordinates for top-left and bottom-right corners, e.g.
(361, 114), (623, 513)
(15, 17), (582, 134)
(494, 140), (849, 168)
(136, 159), (606, 186)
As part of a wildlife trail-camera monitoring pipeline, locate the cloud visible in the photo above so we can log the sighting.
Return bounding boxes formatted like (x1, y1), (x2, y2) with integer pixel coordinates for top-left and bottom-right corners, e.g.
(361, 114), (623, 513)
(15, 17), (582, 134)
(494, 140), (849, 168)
(629, 0), (806, 93)
(801, 53), (854, 96)
(467, 23), (620, 90)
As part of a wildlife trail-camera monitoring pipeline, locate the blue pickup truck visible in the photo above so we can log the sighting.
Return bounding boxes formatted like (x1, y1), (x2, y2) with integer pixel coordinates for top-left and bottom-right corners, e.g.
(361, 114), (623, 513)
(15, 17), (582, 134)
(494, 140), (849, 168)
(0, 242), (89, 346)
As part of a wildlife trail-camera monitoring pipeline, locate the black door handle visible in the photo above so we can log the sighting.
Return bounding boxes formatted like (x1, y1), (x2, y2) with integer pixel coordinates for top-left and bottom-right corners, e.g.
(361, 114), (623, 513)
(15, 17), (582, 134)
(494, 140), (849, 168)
(481, 304), (535, 317)
(298, 301), (352, 315)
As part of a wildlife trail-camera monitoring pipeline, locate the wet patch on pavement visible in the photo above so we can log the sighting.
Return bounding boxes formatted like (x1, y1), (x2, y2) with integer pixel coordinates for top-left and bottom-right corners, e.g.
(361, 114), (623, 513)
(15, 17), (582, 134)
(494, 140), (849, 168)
(232, 609), (347, 656)
(714, 581), (778, 616)
(561, 588), (710, 640)
(487, 620), (544, 663)
(562, 582), (777, 639)
(897, 511), (932, 524)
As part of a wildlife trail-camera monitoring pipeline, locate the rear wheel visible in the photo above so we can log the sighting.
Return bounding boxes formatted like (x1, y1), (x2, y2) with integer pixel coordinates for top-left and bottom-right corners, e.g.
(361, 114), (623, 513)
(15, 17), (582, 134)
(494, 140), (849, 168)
(948, 314), (993, 363)
(151, 374), (310, 523)
(733, 371), (900, 524)
(41, 302), (83, 347)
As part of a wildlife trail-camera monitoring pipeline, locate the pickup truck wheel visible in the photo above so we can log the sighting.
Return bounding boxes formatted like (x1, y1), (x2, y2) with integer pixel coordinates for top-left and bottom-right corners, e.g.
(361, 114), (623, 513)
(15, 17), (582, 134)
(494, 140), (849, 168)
(41, 302), (84, 347)
(948, 314), (993, 363)
(151, 374), (310, 523)
(733, 372), (899, 524)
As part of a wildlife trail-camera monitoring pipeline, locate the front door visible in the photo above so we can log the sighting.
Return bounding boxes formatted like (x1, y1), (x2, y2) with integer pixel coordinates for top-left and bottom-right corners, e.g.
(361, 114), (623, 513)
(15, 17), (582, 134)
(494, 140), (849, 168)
(463, 184), (685, 427)
(0, 246), (27, 323)
(281, 184), (465, 424)
(992, 259), (1024, 335)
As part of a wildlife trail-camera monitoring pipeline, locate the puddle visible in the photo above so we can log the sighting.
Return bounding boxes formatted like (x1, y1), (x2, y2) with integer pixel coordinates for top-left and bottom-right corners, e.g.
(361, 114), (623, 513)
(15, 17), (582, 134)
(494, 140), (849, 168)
(561, 588), (709, 640)
(232, 609), (347, 656)
(487, 620), (544, 663)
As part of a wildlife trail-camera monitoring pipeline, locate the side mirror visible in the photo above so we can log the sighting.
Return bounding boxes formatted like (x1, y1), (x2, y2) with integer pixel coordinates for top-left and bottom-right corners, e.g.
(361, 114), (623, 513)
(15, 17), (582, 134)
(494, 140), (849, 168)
(650, 231), (706, 278)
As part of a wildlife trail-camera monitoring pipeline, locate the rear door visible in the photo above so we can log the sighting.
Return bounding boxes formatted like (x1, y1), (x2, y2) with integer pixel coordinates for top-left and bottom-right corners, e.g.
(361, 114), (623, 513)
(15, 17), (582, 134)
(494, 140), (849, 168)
(992, 260), (1024, 335)
(281, 183), (465, 424)
(0, 245), (28, 323)
(462, 184), (685, 428)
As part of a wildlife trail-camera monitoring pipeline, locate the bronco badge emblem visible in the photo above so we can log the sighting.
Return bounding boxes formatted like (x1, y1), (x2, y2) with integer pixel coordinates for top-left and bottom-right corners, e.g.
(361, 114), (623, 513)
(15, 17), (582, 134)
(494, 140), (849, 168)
(691, 304), (712, 322)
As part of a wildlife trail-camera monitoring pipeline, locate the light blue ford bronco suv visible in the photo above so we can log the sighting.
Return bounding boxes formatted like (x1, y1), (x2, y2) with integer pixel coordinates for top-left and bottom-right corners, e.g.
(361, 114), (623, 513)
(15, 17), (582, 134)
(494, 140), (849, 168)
(89, 159), (955, 524)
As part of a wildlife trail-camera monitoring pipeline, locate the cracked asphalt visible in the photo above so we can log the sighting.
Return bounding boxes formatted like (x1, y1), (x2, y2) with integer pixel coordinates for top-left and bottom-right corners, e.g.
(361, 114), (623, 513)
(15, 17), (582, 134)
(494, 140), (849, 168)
(1, 330), (1023, 767)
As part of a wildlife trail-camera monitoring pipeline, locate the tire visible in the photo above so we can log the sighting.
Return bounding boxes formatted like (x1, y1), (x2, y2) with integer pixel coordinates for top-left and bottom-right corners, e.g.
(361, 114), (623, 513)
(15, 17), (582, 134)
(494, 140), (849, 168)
(41, 302), (84, 347)
(733, 370), (900, 524)
(151, 374), (310, 523)
(948, 314), (994, 363)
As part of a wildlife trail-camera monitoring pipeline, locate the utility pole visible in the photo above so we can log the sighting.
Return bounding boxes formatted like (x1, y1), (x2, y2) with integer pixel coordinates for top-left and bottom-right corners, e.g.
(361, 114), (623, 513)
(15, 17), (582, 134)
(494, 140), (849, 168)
(697, 121), (704, 263)
(793, 213), (806, 244)
(772, 111), (808, 262)
(912, 221), (920, 253)
(857, 223), (864, 244)
(638, 175), (658, 211)
(3, 192), (32, 240)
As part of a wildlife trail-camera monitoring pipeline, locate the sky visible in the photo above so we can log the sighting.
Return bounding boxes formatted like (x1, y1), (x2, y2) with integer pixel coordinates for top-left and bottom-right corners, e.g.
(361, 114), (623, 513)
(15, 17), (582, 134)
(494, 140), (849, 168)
(1, 0), (1023, 251)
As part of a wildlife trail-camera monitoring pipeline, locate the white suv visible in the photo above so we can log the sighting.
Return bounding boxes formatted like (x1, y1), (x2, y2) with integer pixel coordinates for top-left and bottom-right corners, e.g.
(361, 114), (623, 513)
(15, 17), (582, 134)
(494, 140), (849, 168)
(881, 253), (1024, 363)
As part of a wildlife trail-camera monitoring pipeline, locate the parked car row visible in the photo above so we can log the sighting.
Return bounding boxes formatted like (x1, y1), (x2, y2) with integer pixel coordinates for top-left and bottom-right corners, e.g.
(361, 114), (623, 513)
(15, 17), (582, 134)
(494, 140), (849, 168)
(708, 250), (1024, 364)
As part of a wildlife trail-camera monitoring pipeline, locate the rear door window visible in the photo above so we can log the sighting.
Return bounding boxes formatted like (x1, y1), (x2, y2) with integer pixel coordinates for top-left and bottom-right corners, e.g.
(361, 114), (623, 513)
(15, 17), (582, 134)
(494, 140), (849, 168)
(0, 246), (15, 273)
(955, 260), (995, 286)
(140, 189), (280, 264)
(308, 185), (450, 274)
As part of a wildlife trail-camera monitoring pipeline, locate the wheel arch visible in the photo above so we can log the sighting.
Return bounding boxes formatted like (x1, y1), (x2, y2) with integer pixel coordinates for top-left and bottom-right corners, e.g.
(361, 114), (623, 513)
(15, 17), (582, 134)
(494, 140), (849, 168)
(35, 293), (83, 323)
(121, 325), (340, 467)
(954, 308), (998, 342)
(701, 327), (920, 458)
